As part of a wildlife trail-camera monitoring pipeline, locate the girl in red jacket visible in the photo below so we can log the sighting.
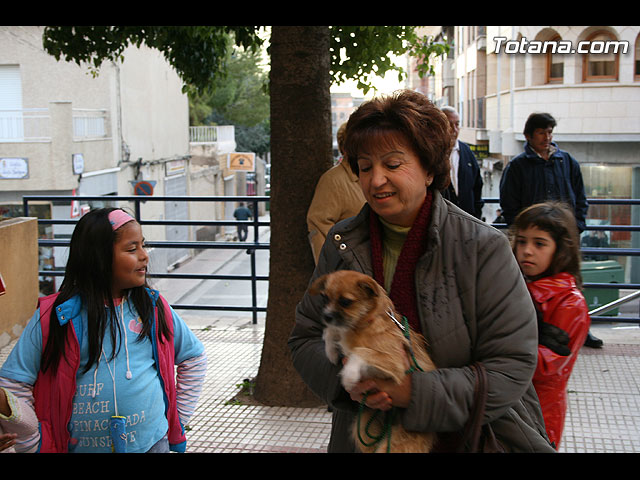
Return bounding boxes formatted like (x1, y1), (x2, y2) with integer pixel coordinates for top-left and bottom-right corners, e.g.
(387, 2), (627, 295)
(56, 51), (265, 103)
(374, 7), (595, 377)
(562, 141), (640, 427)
(511, 202), (590, 450)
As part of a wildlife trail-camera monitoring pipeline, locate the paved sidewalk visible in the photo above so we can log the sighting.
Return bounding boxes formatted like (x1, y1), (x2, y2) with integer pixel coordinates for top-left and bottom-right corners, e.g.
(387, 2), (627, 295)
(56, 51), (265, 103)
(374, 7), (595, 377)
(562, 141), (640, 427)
(174, 316), (639, 454)
(1, 316), (638, 453)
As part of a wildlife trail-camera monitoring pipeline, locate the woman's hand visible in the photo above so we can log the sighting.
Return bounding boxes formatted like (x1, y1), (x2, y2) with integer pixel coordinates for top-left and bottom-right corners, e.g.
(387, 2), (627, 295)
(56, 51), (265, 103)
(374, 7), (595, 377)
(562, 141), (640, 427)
(373, 374), (412, 409)
(346, 378), (394, 411)
(342, 356), (413, 410)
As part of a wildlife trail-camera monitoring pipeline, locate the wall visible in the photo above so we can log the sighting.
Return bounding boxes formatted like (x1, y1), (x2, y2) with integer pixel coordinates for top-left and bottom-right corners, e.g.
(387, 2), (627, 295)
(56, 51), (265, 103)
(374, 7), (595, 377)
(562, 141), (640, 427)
(485, 25), (640, 153)
(0, 217), (38, 348)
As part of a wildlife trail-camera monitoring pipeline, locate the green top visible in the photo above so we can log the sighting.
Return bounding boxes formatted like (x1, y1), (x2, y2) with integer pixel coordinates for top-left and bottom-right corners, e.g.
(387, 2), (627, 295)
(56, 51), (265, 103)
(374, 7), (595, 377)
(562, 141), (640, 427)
(379, 217), (410, 292)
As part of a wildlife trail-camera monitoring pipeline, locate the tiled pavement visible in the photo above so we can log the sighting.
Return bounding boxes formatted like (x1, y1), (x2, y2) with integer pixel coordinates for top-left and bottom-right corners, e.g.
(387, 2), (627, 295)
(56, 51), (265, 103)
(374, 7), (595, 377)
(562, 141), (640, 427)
(177, 316), (640, 454)
(0, 314), (332, 454)
(180, 317), (332, 453)
(1, 312), (638, 453)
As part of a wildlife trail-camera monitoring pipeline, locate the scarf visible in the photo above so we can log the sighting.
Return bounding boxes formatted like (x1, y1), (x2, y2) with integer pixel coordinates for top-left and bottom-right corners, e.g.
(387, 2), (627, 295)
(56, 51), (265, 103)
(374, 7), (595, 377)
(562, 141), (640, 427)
(369, 190), (433, 333)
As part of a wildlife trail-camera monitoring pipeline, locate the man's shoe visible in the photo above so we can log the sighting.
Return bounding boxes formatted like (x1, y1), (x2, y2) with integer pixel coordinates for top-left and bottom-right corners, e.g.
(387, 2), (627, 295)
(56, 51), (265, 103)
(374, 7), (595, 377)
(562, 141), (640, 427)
(584, 331), (603, 348)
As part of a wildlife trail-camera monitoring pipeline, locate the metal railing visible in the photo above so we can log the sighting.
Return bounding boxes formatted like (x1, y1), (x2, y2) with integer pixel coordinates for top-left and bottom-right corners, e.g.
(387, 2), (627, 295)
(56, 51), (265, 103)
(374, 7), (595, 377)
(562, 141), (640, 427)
(21, 195), (640, 325)
(23, 195), (270, 324)
(1, 108), (108, 142)
(484, 197), (640, 324)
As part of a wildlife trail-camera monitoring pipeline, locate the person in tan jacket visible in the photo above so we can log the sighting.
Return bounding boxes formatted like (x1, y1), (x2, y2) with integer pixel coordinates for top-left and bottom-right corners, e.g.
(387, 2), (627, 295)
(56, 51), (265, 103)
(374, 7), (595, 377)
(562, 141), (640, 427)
(307, 123), (366, 264)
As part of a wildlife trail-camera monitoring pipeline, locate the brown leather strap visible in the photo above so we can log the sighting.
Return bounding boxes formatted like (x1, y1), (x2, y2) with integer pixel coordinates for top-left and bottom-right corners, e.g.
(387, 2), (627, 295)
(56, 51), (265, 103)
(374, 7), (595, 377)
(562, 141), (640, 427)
(433, 362), (503, 453)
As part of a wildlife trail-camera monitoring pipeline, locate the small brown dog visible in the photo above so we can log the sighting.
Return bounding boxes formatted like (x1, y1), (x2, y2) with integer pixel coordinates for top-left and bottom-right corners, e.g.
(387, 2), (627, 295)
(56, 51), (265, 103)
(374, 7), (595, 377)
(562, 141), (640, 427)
(310, 269), (437, 453)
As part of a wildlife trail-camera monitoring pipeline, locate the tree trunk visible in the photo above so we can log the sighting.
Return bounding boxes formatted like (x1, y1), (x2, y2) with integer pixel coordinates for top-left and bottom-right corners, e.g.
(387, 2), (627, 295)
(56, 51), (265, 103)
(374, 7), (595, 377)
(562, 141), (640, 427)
(253, 26), (333, 406)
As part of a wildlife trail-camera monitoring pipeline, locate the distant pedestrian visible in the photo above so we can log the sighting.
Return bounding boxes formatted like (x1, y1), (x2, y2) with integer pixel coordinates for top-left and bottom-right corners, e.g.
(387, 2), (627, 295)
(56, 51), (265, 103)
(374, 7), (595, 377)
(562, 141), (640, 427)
(581, 230), (610, 261)
(233, 202), (253, 242)
(499, 112), (588, 232)
(511, 202), (590, 450)
(441, 107), (484, 219)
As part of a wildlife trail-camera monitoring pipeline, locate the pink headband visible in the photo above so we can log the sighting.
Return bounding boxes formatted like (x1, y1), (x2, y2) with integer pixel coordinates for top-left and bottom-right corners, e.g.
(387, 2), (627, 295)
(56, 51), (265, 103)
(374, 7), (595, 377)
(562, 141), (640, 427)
(108, 209), (135, 231)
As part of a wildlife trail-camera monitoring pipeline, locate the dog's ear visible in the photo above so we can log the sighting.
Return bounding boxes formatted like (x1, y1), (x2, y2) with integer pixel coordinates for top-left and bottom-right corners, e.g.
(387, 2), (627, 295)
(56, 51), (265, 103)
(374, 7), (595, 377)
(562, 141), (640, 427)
(309, 275), (327, 295)
(358, 278), (379, 299)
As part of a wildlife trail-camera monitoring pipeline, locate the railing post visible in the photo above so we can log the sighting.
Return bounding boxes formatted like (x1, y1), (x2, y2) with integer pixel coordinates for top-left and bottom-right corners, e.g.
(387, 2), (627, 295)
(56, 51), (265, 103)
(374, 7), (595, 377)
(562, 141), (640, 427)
(250, 198), (259, 324)
(134, 198), (141, 222)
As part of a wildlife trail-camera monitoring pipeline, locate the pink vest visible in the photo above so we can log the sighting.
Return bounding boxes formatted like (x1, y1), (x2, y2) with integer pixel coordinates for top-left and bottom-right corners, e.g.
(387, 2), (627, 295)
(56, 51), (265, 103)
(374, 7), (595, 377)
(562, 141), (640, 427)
(33, 290), (187, 453)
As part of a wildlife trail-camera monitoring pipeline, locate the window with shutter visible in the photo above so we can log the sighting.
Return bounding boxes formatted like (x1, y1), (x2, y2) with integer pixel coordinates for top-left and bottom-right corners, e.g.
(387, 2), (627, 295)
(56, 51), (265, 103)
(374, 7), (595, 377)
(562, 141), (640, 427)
(0, 65), (24, 141)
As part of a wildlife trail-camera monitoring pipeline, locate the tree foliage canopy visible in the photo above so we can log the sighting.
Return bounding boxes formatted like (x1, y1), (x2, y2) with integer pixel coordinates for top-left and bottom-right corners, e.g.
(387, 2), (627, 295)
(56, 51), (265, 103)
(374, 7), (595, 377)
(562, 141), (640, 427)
(329, 26), (449, 94)
(43, 26), (266, 92)
(43, 26), (448, 95)
(188, 42), (271, 155)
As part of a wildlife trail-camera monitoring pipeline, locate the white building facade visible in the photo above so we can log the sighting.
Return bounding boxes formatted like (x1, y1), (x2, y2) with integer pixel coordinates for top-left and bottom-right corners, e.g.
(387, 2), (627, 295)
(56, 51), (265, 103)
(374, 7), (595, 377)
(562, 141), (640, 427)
(409, 25), (640, 281)
(0, 26), (236, 290)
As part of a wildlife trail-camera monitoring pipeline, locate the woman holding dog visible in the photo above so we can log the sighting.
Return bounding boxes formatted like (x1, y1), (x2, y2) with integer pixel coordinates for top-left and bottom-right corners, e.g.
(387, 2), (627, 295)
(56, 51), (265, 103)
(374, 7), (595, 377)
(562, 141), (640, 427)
(289, 90), (555, 453)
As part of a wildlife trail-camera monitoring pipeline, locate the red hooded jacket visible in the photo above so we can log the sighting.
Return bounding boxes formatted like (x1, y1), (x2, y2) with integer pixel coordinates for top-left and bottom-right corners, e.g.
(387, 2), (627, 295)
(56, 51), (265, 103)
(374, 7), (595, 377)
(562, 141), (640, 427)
(528, 272), (590, 449)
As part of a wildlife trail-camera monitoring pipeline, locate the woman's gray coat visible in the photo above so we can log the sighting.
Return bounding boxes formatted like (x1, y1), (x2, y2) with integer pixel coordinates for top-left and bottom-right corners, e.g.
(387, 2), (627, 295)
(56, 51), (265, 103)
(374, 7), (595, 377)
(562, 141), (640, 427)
(288, 190), (554, 453)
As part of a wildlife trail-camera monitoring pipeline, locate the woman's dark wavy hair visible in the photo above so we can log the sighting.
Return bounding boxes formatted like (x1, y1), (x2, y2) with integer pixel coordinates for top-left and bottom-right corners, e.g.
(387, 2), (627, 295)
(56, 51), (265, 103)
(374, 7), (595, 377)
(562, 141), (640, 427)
(343, 89), (453, 191)
(40, 207), (171, 375)
(510, 202), (583, 287)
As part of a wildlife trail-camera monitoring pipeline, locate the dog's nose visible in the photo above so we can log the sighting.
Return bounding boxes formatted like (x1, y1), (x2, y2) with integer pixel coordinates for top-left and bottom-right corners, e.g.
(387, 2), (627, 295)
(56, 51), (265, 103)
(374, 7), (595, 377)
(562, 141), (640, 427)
(323, 310), (339, 324)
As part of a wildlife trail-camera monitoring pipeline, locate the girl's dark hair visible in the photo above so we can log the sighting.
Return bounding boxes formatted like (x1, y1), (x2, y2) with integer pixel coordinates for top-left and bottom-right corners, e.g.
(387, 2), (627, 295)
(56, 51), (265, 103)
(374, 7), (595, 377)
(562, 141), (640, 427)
(41, 207), (172, 375)
(510, 202), (583, 287)
(343, 89), (453, 191)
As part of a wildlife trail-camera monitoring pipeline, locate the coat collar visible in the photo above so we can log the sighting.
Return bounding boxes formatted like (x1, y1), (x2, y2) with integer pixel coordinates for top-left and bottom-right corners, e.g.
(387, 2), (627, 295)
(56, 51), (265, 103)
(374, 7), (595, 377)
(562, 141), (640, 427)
(330, 189), (447, 270)
(527, 272), (576, 303)
(523, 141), (560, 162)
(54, 287), (160, 325)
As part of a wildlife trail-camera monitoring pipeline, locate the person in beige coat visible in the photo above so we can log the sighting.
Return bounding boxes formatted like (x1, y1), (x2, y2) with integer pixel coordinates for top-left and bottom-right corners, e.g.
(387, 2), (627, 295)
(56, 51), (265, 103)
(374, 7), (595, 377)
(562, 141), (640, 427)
(289, 90), (554, 453)
(307, 123), (366, 265)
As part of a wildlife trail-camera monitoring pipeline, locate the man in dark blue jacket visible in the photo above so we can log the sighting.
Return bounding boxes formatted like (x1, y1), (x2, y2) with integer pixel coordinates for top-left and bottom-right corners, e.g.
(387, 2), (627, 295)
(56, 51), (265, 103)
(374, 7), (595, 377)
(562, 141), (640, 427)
(233, 202), (253, 242)
(500, 112), (601, 348)
(499, 112), (588, 232)
(441, 107), (484, 219)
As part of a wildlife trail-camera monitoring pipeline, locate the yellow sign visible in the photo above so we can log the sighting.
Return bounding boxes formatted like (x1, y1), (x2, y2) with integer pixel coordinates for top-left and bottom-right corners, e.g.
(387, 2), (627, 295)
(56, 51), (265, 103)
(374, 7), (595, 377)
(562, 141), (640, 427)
(228, 153), (255, 171)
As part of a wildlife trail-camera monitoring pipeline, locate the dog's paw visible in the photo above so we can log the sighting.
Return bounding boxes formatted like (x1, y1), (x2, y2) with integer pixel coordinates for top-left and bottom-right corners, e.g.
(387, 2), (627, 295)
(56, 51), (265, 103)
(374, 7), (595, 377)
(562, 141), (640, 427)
(325, 343), (340, 364)
(340, 355), (365, 391)
(323, 329), (341, 364)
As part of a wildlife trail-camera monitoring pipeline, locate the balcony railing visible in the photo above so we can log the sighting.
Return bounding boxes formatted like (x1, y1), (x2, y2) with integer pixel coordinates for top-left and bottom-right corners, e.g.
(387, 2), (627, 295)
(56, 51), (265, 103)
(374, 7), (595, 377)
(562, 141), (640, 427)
(0, 109), (50, 142)
(72, 109), (107, 138)
(0, 108), (107, 142)
(189, 125), (235, 143)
